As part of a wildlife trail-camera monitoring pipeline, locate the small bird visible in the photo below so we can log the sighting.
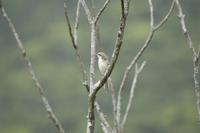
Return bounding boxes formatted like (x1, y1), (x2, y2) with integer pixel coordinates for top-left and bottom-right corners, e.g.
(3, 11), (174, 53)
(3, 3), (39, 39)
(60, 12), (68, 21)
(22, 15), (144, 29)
(97, 52), (110, 89)
(97, 52), (110, 75)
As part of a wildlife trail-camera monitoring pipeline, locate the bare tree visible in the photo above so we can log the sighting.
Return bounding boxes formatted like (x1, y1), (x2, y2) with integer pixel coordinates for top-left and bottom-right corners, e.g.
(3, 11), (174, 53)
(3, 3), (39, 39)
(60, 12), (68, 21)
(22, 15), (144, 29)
(1, 0), (199, 133)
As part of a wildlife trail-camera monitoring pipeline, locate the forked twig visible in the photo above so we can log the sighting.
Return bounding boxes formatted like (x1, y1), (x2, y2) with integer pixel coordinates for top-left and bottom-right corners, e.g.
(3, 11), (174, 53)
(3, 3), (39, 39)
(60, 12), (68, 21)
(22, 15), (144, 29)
(64, 1), (88, 86)
(116, 0), (175, 131)
(121, 61), (146, 130)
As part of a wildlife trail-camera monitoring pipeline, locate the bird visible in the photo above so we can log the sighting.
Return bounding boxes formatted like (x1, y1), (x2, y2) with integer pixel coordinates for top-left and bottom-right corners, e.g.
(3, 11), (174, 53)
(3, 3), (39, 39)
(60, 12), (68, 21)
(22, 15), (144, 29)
(97, 52), (110, 75)
(97, 52), (110, 89)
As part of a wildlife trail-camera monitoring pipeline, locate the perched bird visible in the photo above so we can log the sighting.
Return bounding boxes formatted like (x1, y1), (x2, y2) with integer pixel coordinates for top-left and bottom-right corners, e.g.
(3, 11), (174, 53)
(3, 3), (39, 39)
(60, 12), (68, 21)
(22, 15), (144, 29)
(97, 52), (110, 89)
(97, 52), (110, 75)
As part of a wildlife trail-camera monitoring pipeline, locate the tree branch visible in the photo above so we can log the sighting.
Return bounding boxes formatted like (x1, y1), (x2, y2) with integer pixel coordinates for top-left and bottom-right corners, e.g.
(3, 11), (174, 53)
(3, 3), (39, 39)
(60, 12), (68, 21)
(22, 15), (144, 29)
(74, 0), (81, 46)
(94, 0), (111, 24)
(148, 0), (154, 28)
(80, 0), (93, 23)
(121, 61), (146, 131)
(175, 0), (200, 121)
(116, 0), (175, 130)
(95, 101), (112, 132)
(1, 3), (65, 133)
(154, 0), (175, 30)
(64, 1), (88, 86)
(108, 78), (118, 132)
(64, 2), (77, 49)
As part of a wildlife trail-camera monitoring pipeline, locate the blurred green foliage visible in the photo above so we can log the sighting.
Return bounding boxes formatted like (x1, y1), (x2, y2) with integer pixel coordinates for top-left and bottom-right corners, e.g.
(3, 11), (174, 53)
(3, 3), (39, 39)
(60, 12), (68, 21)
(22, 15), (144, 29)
(0, 0), (200, 133)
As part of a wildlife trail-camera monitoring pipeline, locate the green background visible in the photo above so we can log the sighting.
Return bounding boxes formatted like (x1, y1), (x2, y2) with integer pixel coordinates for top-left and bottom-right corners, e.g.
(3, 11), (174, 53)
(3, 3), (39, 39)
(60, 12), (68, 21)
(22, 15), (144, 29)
(0, 0), (200, 132)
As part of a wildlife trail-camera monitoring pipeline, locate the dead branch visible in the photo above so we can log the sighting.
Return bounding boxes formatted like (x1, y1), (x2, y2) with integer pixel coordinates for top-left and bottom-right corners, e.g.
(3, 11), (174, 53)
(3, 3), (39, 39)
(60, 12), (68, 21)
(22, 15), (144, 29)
(116, 0), (175, 131)
(64, 1), (88, 87)
(94, 0), (112, 24)
(0, 2), (65, 133)
(175, 0), (200, 121)
(121, 61), (146, 131)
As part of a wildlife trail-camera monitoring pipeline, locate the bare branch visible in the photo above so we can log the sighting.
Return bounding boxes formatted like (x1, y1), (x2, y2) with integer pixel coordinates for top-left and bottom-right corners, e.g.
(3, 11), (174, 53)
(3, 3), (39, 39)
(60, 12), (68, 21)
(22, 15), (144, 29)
(64, 1), (88, 86)
(175, 0), (200, 121)
(117, 30), (154, 129)
(94, 0), (111, 24)
(116, 0), (174, 129)
(108, 78), (118, 132)
(64, 2), (77, 49)
(74, 0), (81, 45)
(121, 61), (146, 130)
(95, 101), (112, 132)
(154, 0), (175, 30)
(80, 0), (93, 23)
(175, 0), (192, 49)
(148, 0), (154, 28)
(1, 4), (65, 133)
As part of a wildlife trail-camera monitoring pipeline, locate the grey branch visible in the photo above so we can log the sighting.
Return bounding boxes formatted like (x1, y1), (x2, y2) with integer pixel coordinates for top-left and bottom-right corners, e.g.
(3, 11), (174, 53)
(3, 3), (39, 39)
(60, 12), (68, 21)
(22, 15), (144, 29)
(64, 1), (88, 86)
(108, 78), (118, 132)
(116, 0), (175, 131)
(154, 0), (175, 30)
(175, 0), (200, 121)
(121, 61), (146, 131)
(1, 4), (65, 133)
(80, 0), (92, 23)
(74, 0), (81, 46)
(95, 101), (112, 132)
(64, 2), (77, 49)
(148, 0), (154, 28)
(94, 0), (112, 24)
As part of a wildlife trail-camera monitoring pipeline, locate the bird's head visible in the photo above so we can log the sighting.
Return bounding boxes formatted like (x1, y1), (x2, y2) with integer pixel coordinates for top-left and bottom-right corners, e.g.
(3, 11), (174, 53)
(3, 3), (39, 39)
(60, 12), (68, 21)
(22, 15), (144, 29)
(97, 52), (108, 61)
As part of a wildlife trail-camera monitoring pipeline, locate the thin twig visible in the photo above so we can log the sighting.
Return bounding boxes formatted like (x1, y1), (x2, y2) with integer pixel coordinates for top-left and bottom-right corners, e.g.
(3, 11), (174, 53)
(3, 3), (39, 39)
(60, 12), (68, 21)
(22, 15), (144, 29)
(94, 0), (111, 24)
(80, 0), (93, 23)
(116, 31), (154, 128)
(95, 101), (112, 132)
(74, 0), (81, 45)
(108, 78), (117, 132)
(64, 1), (88, 85)
(116, 1), (175, 127)
(175, 0), (200, 121)
(64, 2), (77, 49)
(154, 0), (175, 30)
(121, 61), (146, 131)
(1, 4), (65, 133)
(148, 0), (154, 28)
